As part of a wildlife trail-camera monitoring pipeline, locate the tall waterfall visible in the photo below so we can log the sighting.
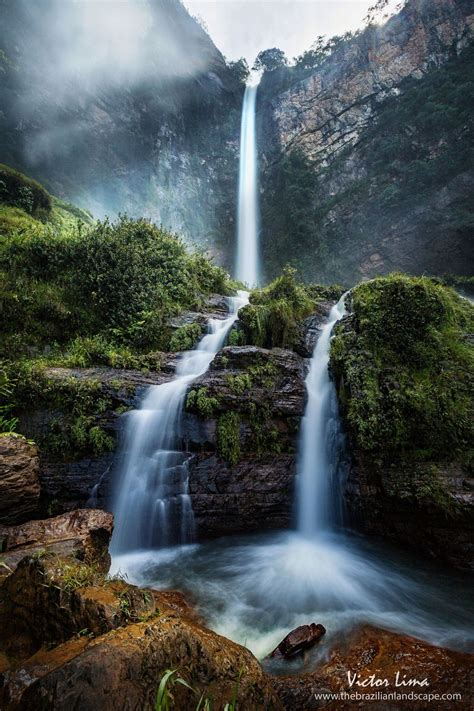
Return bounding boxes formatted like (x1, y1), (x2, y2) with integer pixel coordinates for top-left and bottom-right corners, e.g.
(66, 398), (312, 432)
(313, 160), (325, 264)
(111, 292), (248, 554)
(236, 84), (260, 287)
(297, 294), (347, 535)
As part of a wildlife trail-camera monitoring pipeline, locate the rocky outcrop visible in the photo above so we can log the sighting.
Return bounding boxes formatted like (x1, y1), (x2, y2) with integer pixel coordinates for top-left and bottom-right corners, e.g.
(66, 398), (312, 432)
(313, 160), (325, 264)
(184, 345), (307, 538)
(0, 516), (281, 711)
(0, 509), (113, 581)
(258, 0), (474, 282)
(0, 436), (40, 525)
(344, 459), (474, 569)
(1, 615), (282, 711)
(271, 625), (474, 710)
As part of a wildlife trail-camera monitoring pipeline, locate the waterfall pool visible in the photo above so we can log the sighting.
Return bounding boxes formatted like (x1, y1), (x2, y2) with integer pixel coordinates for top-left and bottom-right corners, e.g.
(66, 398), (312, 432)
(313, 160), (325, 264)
(110, 529), (474, 671)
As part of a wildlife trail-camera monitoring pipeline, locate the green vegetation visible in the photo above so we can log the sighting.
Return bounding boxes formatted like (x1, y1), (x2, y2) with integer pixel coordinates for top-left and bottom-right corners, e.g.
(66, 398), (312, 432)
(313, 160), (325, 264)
(169, 323), (202, 352)
(0, 166), (237, 445)
(0, 163), (52, 218)
(186, 387), (218, 418)
(331, 275), (474, 466)
(217, 412), (241, 466)
(239, 268), (343, 348)
(8, 362), (118, 459)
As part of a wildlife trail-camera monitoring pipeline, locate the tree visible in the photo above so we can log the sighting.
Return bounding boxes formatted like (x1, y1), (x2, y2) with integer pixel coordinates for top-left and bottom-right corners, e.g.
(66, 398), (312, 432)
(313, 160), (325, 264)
(227, 57), (250, 84)
(253, 48), (288, 73)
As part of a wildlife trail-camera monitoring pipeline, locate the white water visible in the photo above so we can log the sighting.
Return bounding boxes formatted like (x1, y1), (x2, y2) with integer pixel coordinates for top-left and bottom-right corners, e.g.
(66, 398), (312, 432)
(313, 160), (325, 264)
(297, 295), (347, 535)
(111, 291), (248, 554)
(236, 84), (259, 287)
(112, 293), (474, 662)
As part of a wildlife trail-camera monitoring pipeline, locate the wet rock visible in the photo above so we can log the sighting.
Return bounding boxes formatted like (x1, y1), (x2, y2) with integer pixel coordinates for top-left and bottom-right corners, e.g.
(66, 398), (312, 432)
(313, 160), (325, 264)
(271, 625), (474, 710)
(293, 303), (333, 358)
(0, 555), (155, 659)
(183, 345), (306, 538)
(270, 624), (326, 659)
(344, 459), (474, 569)
(0, 436), (40, 525)
(0, 509), (113, 578)
(189, 454), (296, 538)
(2, 616), (282, 711)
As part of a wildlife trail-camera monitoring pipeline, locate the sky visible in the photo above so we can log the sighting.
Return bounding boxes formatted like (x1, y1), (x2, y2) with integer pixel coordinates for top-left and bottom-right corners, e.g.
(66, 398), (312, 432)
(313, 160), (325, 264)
(183, 0), (395, 65)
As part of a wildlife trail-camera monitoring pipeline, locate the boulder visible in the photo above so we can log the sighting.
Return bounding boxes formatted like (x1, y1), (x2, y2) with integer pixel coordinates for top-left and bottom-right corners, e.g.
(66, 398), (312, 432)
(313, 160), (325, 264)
(1, 615), (282, 711)
(0, 436), (40, 525)
(0, 555), (155, 659)
(0, 509), (114, 579)
(270, 624), (326, 659)
(270, 625), (474, 710)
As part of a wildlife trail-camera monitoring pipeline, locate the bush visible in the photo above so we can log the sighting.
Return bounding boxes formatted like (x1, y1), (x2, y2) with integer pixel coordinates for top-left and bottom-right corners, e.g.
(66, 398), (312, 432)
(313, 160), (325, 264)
(0, 164), (52, 218)
(169, 323), (202, 352)
(239, 267), (315, 348)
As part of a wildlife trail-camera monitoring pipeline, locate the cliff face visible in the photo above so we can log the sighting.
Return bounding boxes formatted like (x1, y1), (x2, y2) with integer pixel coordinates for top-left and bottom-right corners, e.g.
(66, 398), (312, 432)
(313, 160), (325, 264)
(258, 0), (474, 283)
(0, 0), (242, 260)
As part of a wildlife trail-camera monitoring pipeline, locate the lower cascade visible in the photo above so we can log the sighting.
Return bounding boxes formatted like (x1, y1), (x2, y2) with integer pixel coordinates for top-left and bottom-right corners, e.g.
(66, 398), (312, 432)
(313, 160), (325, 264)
(111, 292), (248, 554)
(297, 294), (347, 535)
(112, 295), (474, 661)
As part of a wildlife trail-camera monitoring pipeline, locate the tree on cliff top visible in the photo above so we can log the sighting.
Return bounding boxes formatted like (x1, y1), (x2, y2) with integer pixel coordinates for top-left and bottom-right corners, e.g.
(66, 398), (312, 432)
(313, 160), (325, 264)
(253, 48), (288, 73)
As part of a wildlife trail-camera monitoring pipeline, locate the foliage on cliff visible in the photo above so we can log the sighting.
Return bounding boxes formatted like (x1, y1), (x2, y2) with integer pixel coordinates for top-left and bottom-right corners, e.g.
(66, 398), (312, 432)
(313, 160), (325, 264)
(0, 168), (234, 361)
(238, 267), (343, 349)
(331, 275), (474, 466)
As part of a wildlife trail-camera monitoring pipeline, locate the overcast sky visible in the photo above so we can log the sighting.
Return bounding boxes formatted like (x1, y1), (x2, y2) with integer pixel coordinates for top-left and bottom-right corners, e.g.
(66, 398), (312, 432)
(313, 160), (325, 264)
(183, 1), (395, 64)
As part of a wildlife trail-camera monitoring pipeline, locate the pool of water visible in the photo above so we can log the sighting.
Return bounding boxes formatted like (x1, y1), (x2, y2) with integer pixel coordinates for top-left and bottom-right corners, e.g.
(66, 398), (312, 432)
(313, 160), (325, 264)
(111, 529), (474, 671)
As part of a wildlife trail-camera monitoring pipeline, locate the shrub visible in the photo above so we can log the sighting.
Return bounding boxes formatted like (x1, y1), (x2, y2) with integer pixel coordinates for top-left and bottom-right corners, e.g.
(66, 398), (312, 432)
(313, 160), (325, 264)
(0, 164), (52, 217)
(169, 323), (202, 352)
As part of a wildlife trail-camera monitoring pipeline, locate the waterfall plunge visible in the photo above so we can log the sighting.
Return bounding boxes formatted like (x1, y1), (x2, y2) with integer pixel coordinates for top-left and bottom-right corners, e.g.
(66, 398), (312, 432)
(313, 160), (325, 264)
(236, 84), (260, 287)
(297, 294), (347, 535)
(111, 292), (249, 554)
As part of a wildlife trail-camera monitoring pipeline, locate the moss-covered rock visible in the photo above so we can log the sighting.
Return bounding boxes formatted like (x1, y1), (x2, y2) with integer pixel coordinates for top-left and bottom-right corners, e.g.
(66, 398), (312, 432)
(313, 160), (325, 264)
(331, 274), (474, 567)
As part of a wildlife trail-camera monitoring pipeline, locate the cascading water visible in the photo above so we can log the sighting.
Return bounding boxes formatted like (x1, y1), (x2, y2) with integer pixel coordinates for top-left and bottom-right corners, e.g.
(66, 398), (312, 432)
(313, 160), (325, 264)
(236, 83), (260, 287)
(297, 294), (347, 535)
(111, 291), (248, 554)
(112, 292), (474, 661)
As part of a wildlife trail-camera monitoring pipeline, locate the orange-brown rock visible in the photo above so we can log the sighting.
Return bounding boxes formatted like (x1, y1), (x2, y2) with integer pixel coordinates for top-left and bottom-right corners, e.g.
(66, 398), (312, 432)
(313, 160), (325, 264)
(271, 625), (474, 710)
(0, 554), (155, 659)
(0, 508), (114, 578)
(0, 436), (40, 525)
(1, 614), (282, 711)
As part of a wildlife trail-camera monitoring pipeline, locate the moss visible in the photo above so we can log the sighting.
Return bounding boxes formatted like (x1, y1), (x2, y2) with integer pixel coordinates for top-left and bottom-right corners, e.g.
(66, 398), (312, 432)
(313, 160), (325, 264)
(226, 374), (252, 395)
(217, 412), (241, 466)
(331, 274), (474, 465)
(169, 323), (202, 352)
(186, 387), (218, 418)
(9, 362), (117, 459)
(247, 403), (281, 457)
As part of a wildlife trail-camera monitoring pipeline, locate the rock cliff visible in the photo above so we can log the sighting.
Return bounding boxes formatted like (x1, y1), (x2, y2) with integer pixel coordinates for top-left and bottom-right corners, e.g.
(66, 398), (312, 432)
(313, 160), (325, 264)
(258, 0), (474, 282)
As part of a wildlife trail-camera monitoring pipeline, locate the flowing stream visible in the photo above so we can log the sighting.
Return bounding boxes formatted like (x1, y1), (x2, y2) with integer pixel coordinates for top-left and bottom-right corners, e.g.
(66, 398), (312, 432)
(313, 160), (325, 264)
(236, 83), (260, 287)
(111, 292), (248, 554)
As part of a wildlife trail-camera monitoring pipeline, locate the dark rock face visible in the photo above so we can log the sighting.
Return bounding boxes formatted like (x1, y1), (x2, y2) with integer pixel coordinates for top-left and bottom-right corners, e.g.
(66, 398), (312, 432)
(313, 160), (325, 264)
(0, 436), (40, 525)
(270, 625), (474, 710)
(189, 454), (296, 538)
(0, 0), (242, 260)
(184, 345), (308, 538)
(0, 509), (114, 580)
(270, 624), (326, 659)
(344, 459), (474, 569)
